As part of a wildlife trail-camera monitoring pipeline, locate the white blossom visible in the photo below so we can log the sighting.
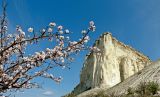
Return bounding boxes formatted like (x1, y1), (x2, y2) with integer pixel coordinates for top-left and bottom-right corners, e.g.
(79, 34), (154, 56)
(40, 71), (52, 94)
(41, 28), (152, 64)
(22, 69), (26, 72)
(2, 73), (7, 77)
(41, 29), (46, 32)
(60, 57), (64, 63)
(3, 25), (8, 31)
(0, 65), (3, 70)
(65, 29), (69, 34)
(7, 34), (12, 38)
(89, 21), (96, 32)
(46, 48), (51, 52)
(18, 66), (23, 70)
(20, 31), (25, 36)
(48, 28), (53, 32)
(4, 82), (8, 84)
(8, 86), (12, 89)
(57, 51), (64, 57)
(59, 30), (63, 34)
(84, 36), (90, 43)
(49, 22), (56, 27)
(35, 51), (46, 61)
(14, 70), (19, 73)
(41, 51), (46, 60)
(81, 30), (87, 34)
(59, 36), (64, 40)
(8, 76), (13, 80)
(26, 64), (31, 68)
(90, 25), (96, 32)
(17, 27), (22, 32)
(28, 27), (34, 32)
(66, 36), (70, 40)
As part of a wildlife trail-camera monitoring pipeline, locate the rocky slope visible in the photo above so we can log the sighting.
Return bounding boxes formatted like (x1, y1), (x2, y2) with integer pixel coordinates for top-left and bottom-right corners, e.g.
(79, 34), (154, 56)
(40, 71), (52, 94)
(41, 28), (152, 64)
(70, 32), (151, 96)
(76, 59), (160, 97)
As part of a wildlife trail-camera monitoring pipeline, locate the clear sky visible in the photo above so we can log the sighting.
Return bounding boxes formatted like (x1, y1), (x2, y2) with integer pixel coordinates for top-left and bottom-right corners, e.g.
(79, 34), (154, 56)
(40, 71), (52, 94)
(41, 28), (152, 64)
(1, 0), (160, 97)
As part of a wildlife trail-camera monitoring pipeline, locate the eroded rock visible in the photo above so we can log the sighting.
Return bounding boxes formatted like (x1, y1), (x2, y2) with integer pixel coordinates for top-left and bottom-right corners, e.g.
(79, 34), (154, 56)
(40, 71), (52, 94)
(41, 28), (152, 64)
(71, 32), (151, 95)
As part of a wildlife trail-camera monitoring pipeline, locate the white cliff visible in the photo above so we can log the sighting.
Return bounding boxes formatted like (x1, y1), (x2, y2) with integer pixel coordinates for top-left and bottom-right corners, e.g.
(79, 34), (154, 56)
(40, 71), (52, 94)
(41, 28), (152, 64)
(71, 32), (151, 95)
(76, 59), (160, 97)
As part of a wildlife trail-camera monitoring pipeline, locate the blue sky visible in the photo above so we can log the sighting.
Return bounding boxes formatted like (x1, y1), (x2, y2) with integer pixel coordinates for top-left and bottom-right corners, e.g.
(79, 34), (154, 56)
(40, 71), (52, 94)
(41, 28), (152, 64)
(1, 0), (160, 97)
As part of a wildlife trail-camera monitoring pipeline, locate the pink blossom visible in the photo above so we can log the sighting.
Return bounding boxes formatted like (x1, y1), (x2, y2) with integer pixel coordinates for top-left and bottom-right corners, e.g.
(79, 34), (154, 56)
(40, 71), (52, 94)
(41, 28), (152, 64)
(89, 21), (94, 26)
(57, 25), (63, 31)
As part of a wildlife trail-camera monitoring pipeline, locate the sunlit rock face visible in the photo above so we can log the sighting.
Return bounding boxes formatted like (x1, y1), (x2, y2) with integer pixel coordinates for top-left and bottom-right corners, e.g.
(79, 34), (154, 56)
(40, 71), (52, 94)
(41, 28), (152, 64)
(72, 32), (151, 95)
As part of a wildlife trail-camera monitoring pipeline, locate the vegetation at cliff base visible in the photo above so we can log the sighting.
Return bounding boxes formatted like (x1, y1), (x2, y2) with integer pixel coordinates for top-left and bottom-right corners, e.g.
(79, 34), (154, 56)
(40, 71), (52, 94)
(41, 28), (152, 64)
(66, 81), (160, 97)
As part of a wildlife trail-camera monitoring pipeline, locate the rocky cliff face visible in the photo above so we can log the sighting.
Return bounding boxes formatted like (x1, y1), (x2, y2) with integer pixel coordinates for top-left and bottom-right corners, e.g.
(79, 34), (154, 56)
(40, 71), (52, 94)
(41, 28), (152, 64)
(71, 32), (151, 95)
(104, 59), (160, 96)
(76, 59), (160, 97)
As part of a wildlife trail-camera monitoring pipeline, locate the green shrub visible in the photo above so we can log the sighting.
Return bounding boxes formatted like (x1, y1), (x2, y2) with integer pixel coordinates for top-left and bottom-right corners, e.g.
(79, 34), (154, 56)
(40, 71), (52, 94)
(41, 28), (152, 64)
(135, 81), (160, 96)
(147, 81), (159, 95)
(136, 82), (148, 95)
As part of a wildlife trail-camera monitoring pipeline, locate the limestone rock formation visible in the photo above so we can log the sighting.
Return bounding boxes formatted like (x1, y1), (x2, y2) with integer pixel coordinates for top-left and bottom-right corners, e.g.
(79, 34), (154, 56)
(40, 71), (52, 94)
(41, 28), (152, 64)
(105, 59), (160, 95)
(76, 59), (160, 97)
(71, 32), (151, 95)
